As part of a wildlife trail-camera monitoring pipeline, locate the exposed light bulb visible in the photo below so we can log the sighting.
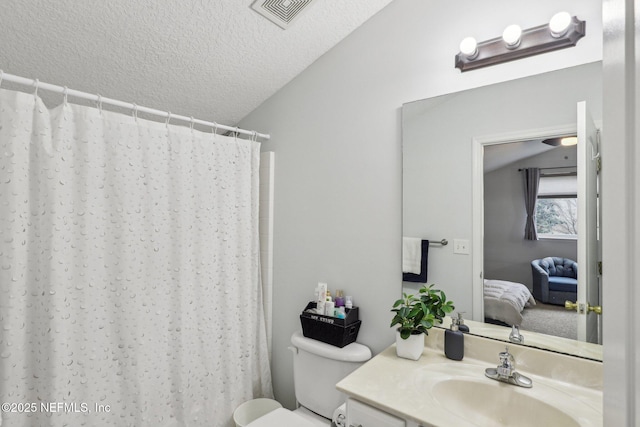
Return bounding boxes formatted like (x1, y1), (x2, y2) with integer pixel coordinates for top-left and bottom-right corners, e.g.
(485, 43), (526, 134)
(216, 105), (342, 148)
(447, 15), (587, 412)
(549, 12), (572, 38)
(502, 24), (522, 49)
(459, 37), (478, 59)
(561, 136), (578, 146)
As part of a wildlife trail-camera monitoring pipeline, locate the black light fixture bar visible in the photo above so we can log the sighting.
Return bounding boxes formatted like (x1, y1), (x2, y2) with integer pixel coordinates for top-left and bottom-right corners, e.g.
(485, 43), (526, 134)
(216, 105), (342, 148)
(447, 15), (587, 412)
(455, 17), (586, 72)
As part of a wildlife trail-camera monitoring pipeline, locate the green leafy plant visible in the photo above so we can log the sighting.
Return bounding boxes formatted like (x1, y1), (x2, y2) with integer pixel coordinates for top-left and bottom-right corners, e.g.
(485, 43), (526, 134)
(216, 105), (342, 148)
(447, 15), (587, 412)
(390, 284), (455, 339)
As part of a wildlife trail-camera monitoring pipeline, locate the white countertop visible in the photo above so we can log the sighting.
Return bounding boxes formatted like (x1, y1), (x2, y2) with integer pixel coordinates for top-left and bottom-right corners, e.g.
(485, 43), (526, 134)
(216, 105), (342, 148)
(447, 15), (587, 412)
(336, 329), (603, 427)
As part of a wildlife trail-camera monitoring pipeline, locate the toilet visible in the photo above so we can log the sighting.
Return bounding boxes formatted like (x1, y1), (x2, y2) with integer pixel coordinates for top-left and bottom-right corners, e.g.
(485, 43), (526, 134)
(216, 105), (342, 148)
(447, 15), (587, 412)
(246, 331), (372, 426)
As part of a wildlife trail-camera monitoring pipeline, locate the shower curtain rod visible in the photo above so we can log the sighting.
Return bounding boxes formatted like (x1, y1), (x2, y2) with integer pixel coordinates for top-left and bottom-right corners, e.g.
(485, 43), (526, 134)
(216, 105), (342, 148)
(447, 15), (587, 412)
(0, 70), (270, 140)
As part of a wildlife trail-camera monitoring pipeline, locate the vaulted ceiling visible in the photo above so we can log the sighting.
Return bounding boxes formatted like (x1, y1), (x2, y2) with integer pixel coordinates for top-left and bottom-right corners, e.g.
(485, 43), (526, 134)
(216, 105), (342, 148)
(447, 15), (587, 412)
(0, 0), (393, 128)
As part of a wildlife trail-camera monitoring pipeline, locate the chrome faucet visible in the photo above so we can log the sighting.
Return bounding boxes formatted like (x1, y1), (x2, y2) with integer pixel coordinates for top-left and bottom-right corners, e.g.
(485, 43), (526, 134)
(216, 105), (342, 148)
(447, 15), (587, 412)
(485, 346), (533, 388)
(509, 325), (524, 344)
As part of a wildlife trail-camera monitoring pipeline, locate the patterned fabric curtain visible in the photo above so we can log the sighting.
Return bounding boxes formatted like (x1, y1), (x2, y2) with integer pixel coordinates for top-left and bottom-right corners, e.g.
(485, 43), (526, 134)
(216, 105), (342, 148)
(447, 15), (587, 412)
(523, 167), (541, 240)
(0, 89), (273, 427)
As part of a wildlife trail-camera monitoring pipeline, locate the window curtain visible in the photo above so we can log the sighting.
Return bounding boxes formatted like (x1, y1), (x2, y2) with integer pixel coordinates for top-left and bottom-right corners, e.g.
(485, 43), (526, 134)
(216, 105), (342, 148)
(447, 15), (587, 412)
(523, 167), (541, 240)
(0, 89), (273, 427)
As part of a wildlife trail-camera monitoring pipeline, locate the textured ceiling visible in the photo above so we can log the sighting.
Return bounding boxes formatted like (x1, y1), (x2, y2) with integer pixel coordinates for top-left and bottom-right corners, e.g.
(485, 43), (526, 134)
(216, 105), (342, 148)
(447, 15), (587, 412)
(0, 0), (393, 131)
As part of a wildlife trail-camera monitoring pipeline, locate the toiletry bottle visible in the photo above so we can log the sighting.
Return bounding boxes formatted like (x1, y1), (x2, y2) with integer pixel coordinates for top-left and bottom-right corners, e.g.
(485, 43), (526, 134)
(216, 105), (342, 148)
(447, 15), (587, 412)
(344, 296), (353, 309)
(457, 312), (470, 333)
(445, 318), (464, 361)
(316, 282), (327, 315)
(326, 290), (332, 302)
(335, 290), (345, 307)
(317, 282), (327, 302)
(325, 301), (335, 317)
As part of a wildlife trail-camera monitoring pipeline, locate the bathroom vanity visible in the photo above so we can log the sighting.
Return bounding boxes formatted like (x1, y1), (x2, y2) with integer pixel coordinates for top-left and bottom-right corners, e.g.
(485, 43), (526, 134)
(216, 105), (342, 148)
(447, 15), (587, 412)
(336, 328), (602, 427)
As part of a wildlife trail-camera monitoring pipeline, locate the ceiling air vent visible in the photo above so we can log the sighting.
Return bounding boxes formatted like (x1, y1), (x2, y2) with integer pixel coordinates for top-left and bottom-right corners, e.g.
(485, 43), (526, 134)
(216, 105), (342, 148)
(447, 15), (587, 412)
(250, 0), (317, 30)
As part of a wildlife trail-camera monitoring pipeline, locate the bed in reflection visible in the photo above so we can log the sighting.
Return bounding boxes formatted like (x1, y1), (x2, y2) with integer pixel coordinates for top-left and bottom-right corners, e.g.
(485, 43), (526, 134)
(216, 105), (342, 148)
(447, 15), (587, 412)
(483, 279), (536, 327)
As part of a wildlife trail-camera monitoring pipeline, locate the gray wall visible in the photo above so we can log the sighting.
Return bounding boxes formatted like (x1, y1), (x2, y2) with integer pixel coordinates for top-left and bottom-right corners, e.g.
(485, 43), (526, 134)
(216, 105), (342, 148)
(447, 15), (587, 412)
(484, 147), (579, 289)
(239, 0), (602, 409)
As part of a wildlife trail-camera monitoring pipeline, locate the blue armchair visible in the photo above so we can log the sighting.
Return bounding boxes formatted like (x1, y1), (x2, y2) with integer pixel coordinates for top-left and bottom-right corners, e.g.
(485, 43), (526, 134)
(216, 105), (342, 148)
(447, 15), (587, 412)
(531, 257), (578, 305)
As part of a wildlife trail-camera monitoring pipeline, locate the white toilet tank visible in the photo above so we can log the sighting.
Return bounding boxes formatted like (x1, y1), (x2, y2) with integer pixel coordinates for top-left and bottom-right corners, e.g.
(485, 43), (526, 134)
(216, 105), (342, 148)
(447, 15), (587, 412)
(290, 332), (372, 419)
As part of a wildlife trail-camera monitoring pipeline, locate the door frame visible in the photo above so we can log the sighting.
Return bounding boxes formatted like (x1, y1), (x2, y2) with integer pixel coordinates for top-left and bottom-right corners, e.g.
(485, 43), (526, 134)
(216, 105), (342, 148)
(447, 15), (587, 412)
(601, 0), (639, 422)
(471, 124), (578, 323)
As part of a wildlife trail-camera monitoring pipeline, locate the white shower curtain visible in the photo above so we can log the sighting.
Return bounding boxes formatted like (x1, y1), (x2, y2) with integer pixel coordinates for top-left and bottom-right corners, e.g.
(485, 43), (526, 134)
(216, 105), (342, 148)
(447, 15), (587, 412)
(0, 89), (273, 427)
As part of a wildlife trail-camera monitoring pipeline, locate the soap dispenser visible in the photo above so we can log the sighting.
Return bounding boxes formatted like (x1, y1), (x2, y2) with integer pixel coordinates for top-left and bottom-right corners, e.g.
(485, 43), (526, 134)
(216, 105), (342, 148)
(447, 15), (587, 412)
(445, 317), (464, 361)
(456, 312), (470, 333)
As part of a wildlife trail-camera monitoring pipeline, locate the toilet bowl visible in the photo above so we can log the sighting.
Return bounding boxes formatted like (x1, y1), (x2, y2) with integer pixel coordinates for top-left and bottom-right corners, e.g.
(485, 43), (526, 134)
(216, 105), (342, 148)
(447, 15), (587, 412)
(246, 332), (371, 427)
(246, 407), (327, 427)
(292, 406), (334, 426)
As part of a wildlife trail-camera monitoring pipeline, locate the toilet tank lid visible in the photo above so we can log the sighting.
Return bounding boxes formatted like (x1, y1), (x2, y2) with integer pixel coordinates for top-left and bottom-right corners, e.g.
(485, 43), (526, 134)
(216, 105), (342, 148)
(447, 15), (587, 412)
(291, 331), (372, 362)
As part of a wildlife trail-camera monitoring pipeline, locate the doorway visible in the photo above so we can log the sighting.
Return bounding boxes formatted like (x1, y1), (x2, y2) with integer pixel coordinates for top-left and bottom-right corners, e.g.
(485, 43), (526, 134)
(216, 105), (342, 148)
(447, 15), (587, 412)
(483, 138), (578, 340)
(471, 105), (601, 344)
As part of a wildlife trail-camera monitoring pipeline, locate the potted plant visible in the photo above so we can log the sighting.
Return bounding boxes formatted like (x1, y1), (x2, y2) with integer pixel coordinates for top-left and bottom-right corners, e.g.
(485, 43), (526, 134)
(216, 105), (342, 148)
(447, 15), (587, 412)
(390, 284), (455, 360)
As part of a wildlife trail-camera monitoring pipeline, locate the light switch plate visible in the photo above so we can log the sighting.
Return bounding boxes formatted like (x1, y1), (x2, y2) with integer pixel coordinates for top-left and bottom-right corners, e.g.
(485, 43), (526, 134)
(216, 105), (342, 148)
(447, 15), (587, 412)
(453, 239), (470, 255)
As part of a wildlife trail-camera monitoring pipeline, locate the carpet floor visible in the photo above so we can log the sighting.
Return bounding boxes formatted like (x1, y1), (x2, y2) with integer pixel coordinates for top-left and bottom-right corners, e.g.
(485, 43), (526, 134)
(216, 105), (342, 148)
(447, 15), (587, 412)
(520, 302), (577, 340)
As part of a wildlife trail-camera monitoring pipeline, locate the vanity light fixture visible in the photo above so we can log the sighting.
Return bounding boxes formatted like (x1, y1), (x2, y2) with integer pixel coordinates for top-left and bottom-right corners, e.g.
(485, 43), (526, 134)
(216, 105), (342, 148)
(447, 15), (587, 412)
(459, 37), (479, 60)
(502, 24), (522, 49)
(549, 11), (573, 38)
(455, 12), (586, 72)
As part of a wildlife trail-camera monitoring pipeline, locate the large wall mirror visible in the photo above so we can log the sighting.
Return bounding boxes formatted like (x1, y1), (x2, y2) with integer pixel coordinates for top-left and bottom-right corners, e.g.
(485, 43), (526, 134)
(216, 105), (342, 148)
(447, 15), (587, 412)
(402, 62), (602, 360)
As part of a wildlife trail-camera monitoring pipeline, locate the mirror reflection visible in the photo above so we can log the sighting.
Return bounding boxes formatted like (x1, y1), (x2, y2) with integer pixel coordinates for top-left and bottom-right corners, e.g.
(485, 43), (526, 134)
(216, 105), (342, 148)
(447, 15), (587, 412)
(402, 62), (602, 360)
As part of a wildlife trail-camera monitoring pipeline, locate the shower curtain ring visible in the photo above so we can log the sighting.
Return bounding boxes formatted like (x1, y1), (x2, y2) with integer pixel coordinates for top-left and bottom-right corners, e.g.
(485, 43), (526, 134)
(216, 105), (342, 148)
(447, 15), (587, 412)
(234, 127), (239, 141)
(251, 131), (257, 142)
(63, 86), (69, 106)
(166, 112), (172, 127)
(132, 103), (138, 121)
(33, 79), (39, 99)
(0, 70), (4, 88)
(190, 116), (195, 131)
(96, 94), (103, 114)
(212, 122), (218, 138)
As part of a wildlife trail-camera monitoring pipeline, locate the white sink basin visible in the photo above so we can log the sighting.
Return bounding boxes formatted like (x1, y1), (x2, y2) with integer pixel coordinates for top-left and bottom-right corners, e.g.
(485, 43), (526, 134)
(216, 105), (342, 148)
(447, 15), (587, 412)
(337, 340), (602, 427)
(433, 379), (579, 427)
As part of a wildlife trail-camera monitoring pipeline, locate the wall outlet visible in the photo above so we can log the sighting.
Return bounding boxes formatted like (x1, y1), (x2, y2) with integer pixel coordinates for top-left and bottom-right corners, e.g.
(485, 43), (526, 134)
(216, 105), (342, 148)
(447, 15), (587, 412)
(453, 239), (470, 255)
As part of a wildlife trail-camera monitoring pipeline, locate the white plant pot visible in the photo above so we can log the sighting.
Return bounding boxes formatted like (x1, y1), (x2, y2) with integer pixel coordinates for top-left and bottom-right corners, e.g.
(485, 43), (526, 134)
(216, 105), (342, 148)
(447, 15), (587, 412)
(395, 330), (424, 360)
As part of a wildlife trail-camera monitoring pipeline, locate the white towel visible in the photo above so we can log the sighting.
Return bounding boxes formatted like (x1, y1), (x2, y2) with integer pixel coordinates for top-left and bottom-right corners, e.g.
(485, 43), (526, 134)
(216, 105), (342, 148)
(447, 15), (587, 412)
(402, 237), (422, 274)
